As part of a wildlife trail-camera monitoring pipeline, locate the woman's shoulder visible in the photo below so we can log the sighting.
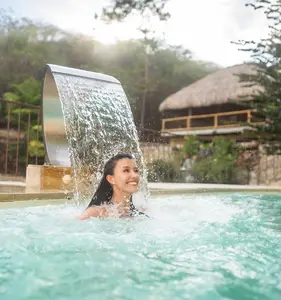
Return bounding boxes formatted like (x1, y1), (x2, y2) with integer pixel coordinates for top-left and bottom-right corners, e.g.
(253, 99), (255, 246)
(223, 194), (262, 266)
(79, 205), (107, 220)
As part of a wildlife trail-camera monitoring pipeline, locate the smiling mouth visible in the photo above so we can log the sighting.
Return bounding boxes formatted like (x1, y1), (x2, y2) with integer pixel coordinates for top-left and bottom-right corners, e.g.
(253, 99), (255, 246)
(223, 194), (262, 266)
(127, 182), (138, 185)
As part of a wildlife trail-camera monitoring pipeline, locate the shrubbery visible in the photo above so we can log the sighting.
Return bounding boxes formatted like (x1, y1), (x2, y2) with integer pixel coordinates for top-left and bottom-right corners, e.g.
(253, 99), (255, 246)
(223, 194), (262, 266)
(147, 159), (179, 182)
(184, 136), (248, 184)
(146, 137), (250, 184)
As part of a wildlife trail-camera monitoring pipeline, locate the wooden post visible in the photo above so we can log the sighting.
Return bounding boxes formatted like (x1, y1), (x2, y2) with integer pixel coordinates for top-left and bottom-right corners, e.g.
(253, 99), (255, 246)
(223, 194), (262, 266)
(188, 108), (192, 130)
(214, 115), (218, 128)
(186, 117), (190, 130)
(247, 110), (251, 123)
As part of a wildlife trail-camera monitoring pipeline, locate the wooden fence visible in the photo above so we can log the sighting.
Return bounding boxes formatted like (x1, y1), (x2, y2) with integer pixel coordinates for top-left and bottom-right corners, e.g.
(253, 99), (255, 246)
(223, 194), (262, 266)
(162, 109), (264, 133)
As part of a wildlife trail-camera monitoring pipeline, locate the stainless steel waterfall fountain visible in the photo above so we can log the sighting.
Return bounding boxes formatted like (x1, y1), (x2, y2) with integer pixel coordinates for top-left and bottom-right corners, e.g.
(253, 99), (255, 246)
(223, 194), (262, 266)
(42, 64), (121, 166)
(39, 64), (148, 203)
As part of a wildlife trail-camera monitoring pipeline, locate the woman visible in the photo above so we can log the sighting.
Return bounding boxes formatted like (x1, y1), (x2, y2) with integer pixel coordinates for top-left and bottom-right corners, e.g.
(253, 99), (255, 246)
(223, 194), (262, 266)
(80, 153), (148, 219)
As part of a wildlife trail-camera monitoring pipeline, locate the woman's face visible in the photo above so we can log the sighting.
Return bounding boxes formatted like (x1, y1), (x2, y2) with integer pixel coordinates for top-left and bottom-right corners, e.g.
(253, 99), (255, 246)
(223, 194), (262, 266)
(107, 158), (140, 194)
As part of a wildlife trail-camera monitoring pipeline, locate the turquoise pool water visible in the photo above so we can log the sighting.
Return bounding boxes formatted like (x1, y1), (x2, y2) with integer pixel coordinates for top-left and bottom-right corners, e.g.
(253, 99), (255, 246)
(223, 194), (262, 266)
(1, 193), (281, 300)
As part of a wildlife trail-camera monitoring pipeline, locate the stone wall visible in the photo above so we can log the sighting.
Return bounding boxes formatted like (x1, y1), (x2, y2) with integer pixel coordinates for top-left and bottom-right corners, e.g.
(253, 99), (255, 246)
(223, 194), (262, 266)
(2, 142), (281, 187)
(256, 154), (281, 185)
(140, 142), (281, 186)
(140, 142), (174, 164)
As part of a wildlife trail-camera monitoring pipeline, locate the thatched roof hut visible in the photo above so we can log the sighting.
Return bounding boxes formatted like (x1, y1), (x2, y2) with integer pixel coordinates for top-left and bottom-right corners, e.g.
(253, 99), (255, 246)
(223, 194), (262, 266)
(159, 63), (261, 112)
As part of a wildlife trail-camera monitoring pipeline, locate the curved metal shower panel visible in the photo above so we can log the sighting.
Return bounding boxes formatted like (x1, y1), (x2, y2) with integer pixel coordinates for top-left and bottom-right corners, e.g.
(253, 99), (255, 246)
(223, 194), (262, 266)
(41, 64), (121, 166)
(41, 64), (148, 204)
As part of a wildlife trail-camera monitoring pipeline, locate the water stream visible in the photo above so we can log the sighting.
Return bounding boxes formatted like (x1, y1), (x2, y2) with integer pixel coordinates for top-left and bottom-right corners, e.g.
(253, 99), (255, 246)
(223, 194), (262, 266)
(53, 73), (149, 207)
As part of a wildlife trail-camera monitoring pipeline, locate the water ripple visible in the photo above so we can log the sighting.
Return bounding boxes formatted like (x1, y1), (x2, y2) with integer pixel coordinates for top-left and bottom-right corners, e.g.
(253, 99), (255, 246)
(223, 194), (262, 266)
(1, 193), (281, 299)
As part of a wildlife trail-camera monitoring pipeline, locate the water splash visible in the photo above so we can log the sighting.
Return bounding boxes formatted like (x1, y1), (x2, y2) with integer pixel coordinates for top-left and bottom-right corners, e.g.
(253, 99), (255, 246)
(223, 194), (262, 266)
(2, 193), (281, 299)
(52, 73), (149, 207)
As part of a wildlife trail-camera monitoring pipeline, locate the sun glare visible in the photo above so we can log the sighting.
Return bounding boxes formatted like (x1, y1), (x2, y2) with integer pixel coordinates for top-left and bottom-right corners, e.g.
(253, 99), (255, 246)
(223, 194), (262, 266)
(93, 21), (139, 44)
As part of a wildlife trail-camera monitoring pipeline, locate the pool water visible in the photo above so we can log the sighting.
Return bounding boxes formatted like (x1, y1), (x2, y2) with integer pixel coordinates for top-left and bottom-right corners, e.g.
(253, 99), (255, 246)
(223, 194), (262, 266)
(1, 193), (281, 300)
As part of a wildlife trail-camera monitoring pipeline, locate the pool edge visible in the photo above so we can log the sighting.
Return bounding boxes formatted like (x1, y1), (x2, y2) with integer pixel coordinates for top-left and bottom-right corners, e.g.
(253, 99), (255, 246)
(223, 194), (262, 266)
(0, 192), (73, 202)
(1, 186), (281, 203)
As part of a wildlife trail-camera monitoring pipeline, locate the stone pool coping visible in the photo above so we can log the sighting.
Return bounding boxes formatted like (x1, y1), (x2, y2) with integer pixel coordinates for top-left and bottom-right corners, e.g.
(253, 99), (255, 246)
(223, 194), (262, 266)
(1, 182), (281, 202)
(148, 183), (281, 194)
(0, 191), (73, 202)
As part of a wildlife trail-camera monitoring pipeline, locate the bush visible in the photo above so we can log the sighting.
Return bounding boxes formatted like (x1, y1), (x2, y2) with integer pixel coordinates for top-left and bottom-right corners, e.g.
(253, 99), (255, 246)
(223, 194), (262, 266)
(192, 156), (238, 184)
(191, 137), (248, 184)
(182, 136), (200, 157)
(147, 159), (179, 182)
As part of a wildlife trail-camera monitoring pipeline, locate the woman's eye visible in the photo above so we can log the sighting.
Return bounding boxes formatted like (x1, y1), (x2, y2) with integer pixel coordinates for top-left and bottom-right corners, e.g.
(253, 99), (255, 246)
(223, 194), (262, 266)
(134, 169), (139, 173)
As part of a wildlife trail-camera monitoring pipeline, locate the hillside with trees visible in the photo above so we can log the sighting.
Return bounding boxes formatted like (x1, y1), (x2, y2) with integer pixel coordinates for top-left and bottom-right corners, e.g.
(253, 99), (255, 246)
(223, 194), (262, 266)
(0, 10), (218, 130)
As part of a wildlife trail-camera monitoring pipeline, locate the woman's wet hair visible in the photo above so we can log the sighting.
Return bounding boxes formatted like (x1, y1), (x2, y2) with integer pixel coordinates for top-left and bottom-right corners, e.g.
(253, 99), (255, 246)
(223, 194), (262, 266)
(87, 153), (135, 208)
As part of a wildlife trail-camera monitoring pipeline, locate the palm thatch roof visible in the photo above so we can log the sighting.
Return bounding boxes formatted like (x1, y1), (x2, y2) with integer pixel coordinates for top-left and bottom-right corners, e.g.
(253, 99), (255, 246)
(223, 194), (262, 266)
(159, 63), (261, 112)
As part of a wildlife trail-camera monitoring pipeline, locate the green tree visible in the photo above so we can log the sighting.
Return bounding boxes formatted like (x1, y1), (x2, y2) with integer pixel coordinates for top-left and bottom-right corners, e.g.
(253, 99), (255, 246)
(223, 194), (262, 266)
(3, 77), (44, 158)
(182, 136), (200, 157)
(102, 0), (170, 21)
(0, 9), (99, 99)
(94, 38), (217, 129)
(236, 0), (281, 154)
(3, 77), (41, 105)
(0, 11), (65, 95)
(0, 9), (217, 132)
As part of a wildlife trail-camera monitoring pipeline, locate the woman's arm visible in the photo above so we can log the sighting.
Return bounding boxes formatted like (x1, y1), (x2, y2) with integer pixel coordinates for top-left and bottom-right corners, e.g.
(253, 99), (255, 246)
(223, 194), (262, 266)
(79, 206), (107, 220)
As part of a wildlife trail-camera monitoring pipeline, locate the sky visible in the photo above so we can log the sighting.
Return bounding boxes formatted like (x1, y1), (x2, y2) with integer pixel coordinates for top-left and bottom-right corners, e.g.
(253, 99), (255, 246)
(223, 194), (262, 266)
(0, 0), (270, 67)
